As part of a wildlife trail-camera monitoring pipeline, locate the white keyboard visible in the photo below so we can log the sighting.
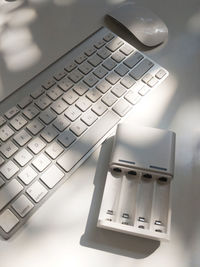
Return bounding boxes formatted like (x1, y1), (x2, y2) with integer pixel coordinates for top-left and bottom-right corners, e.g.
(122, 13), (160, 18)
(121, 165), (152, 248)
(0, 27), (168, 239)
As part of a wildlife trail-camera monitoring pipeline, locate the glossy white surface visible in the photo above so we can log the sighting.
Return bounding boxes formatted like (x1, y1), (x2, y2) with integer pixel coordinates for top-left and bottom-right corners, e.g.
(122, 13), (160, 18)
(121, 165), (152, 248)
(108, 3), (168, 47)
(1, 0), (200, 266)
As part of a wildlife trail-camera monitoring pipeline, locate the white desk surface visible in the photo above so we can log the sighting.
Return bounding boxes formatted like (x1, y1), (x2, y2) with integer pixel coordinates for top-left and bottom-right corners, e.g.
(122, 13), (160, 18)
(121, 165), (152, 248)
(1, 0), (200, 266)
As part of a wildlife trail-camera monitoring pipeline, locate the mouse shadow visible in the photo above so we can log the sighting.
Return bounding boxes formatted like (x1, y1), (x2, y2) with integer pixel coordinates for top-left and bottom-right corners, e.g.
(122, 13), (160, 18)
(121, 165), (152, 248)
(80, 136), (160, 259)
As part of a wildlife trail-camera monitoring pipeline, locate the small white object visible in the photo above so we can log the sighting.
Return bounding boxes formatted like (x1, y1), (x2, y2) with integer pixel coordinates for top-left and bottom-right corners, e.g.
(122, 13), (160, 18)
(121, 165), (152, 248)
(98, 123), (176, 241)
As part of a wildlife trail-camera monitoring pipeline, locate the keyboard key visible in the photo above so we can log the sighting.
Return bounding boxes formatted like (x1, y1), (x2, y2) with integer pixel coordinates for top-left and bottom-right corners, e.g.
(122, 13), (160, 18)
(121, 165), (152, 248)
(65, 106), (82, 121)
(40, 165), (64, 189)
(142, 73), (153, 84)
(155, 69), (167, 79)
(14, 149), (33, 167)
(73, 82), (88, 96)
(111, 51), (125, 63)
(0, 209), (19, 233)
(75, 53), (87, 64)
(129, 59), (154, 80)
(40, 125), (59, 143)
(12, 195), (34, 217)
(86, 88), (102, 102)
(5, 106), (20, 119)
(81, 110), (98, 126)
(102, 92), (118, 107)
(42, 79), (56, 89)
(51, 99), (69, 114)
(125, 90), (142, 105)
(0, 141), (18, 158)
(35, 95), (52, 110)
(23, 104), (40, 120)
(0, 161), (19, 179)
(93, 66), (108, 79)
(32, 153), (51, 172)
(111, 84), (127, 97)
(115, 64), (129, 77)
(68, 69), (83, 83)
(120, 75), (136, 88)
(94, 39), (106, 49)
(84, 46), (96, 56)
(70, 120), (87, 136)
(46, 85), (63, 100)
(53, 115), (70, 131)
(75, 97), (92, 112)
(0, 124), (14, 141)
(28, 137), (46, 154)
(97, 47), (111, 59)
(18, 166), (37, 185)
(103, 32), (114, 42)
(58, 77), (74, 92)
(65, 61), (77, 72)
(39, 108), (57, 125)
(83, 73), (98, 87)
(45, 142), (64, 159)
(147, 77), (158, 87)
(92, 101), (108, 116)
(124, 52), (144, 68)
(96, 79), (111, 93)
(88, 54), (102, 67)
(13, 129), (32, 147)
(30, 88), (45, 99)
(10, 115), (27, 130)
(106, 37), (124, 52)
(62, 89), (79, 105)
(57, 110), (120, 172)
(102, 58), (117, 71)
(53, 70), (67, 81)
(57, 130), (76, 148)
(120, 44), (134, 55)
(18, 96), (33, 109)
(0, 116), (6, 127)
(105, 72), (121, 85)
(26, 181), (48, 203)
(138, 85), (150, 96)
(78, 61), (93, 75)
(0, 179), (23, 211)
(112, 99), (132, 117)
(27, 119), (45, 135)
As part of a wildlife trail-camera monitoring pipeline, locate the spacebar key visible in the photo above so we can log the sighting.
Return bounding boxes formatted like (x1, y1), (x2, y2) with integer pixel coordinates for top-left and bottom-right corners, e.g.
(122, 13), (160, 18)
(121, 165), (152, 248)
(57, 110), (120, 172)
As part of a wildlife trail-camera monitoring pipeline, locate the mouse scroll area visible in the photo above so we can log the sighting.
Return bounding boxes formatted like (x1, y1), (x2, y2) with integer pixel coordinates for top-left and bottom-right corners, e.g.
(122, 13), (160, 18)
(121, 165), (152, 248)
(105, 3), (168, 47)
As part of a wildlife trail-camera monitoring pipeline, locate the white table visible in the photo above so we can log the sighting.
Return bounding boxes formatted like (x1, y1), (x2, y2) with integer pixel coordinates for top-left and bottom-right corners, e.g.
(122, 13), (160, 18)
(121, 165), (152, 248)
(0, 0), (199, 266)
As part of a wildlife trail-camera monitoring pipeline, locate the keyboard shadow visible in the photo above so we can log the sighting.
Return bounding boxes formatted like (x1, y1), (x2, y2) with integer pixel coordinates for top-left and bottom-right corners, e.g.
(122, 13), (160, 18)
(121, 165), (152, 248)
(80, 136), (160, 259)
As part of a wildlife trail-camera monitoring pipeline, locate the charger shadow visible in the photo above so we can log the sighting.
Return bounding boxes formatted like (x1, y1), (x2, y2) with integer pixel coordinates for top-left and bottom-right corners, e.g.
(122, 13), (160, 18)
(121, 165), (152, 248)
(80, 136), (160, 259)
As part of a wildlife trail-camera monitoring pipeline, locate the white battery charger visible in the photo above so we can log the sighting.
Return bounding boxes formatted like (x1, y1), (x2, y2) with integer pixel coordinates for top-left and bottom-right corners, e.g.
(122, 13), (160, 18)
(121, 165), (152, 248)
(97, 123), (176, 241)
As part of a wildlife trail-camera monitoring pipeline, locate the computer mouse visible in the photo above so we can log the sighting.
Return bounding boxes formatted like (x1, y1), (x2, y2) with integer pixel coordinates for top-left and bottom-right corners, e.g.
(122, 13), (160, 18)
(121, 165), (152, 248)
(107, 3), (168, 47)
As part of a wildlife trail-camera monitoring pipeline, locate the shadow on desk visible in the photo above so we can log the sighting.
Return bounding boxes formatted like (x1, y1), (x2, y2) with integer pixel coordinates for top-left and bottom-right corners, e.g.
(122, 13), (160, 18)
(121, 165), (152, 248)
(80, 136), (160, 259)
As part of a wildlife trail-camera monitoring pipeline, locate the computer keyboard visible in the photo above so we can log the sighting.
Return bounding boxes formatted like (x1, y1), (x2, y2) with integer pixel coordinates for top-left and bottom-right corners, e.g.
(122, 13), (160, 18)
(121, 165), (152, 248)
(0, 27), (168, 239)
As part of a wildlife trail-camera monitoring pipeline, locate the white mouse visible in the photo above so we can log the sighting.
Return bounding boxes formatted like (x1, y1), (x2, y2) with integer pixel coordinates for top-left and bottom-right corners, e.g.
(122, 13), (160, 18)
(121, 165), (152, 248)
(107, 3), (168, 47)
